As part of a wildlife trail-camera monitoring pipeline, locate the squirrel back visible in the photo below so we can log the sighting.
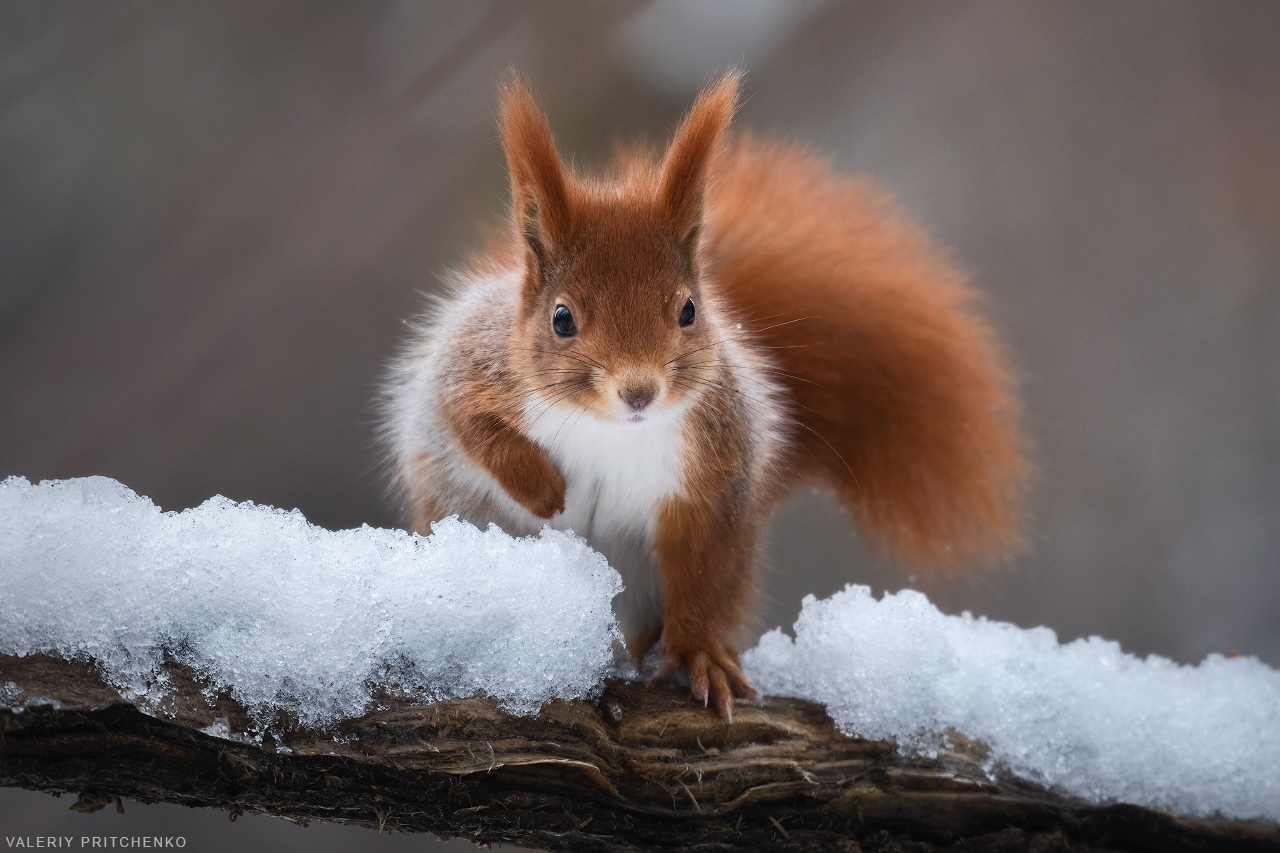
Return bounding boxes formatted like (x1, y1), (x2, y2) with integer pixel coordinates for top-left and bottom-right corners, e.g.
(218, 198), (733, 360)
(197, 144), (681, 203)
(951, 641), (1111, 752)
(382, 72), (1026, 717)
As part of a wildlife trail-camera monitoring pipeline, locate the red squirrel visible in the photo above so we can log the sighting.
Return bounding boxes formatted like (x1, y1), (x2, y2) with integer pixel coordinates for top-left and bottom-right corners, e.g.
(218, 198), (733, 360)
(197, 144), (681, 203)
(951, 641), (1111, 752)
(382, 73), (1027, 718)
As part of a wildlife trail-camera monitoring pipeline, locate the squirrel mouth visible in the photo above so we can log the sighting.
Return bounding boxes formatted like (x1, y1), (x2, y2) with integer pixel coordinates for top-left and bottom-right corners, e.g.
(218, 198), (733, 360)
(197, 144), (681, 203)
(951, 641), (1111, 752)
(626, 414), (646, 424)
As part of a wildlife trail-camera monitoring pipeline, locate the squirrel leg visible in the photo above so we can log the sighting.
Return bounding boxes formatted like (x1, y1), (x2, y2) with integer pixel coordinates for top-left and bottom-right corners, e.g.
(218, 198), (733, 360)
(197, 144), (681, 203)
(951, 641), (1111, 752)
(650, 495), (758, 719)
(624, 625), (663, 665)
(406, 452), (449, 534)
(449, 406), (566, 519)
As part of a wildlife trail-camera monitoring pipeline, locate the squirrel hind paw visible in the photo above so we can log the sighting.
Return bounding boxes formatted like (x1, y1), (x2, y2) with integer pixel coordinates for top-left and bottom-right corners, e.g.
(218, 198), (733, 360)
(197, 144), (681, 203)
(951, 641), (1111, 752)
(649, 647), (756, 720)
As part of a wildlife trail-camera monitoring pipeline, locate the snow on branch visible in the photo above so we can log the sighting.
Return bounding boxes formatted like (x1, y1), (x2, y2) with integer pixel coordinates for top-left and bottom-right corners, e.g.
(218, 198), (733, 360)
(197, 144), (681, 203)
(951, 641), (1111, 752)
(0, 475), (621, 725)
(746, 587), (1280, 822)
(2, 474), (1279, 848)
(4, 654), (1280, 852)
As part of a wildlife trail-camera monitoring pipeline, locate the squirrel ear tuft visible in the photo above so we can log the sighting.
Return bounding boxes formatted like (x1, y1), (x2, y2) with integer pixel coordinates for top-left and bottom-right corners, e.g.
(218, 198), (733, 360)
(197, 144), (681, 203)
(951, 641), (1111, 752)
(658, 70), (741, 244)
(499, 74), (573, 270)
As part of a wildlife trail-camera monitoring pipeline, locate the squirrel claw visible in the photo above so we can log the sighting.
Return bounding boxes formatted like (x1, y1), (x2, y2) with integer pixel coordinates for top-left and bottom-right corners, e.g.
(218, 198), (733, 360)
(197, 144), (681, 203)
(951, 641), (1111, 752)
(651, 646), (755, 720)
(690, 653), (711, 705)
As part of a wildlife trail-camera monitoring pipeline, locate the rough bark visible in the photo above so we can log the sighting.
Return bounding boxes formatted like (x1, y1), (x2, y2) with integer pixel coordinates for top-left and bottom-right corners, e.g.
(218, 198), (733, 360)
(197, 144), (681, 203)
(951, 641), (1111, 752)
(2, 653), (1277, 852)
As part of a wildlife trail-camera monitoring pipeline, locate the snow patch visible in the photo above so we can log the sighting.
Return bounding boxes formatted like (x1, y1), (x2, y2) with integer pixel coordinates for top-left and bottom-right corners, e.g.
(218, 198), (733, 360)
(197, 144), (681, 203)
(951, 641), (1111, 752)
(743, 585), (1280, 822)
(0, 476), (622, 728)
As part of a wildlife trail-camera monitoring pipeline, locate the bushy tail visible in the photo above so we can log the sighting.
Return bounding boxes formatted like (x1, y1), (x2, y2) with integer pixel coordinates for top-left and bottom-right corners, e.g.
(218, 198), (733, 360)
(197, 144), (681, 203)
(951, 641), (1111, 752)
(705, 137), (1028, 569)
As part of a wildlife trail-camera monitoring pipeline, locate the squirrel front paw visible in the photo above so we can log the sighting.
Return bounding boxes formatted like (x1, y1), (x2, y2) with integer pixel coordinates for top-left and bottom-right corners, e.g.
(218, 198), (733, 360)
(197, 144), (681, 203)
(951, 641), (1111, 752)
(518, 464), (566, 519)
(649, 642), (758, 720)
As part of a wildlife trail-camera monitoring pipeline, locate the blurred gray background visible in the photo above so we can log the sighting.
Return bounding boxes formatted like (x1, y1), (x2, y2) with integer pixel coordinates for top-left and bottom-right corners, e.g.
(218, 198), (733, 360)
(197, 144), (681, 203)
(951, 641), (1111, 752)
(2, 1), (1277, 849)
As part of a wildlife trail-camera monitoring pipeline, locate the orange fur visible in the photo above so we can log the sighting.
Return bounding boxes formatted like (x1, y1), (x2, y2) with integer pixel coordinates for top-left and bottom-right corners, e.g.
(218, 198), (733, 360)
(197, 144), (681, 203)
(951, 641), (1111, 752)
(705, 140), (1027, 568)
(499, 75), (574, 277)
(384, 73), (1027, 718)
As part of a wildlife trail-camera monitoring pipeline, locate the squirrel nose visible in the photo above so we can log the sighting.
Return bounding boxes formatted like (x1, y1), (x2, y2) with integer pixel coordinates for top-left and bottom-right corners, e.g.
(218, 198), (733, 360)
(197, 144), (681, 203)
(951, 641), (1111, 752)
(619, 383), (657, 412)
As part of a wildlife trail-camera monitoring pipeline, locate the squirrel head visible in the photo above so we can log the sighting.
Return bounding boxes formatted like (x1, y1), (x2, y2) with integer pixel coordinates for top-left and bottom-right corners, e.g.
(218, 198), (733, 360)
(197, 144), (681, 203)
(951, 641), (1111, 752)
(499, 72), (741, 425)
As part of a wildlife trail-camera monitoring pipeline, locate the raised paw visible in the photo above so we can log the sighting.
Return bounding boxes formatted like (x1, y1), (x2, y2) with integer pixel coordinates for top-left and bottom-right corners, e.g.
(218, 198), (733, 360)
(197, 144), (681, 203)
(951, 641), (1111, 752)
(524, 464), (567, 519)
(649, 644), (757, 721)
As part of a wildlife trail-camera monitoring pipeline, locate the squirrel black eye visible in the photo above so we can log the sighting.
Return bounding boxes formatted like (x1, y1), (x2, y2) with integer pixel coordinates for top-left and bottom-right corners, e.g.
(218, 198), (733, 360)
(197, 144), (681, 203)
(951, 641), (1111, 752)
(552, 304), (577, 338)
(678, 297), (696, 328)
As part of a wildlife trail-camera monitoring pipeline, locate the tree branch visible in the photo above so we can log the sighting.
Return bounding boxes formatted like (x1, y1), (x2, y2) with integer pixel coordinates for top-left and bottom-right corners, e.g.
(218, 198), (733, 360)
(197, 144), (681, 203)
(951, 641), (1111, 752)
(2, 654), (1277, 852)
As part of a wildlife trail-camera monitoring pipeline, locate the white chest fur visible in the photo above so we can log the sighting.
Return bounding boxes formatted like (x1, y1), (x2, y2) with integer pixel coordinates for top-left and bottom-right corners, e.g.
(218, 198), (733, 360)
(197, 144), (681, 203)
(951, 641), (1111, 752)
(520, 401), (690, 637)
